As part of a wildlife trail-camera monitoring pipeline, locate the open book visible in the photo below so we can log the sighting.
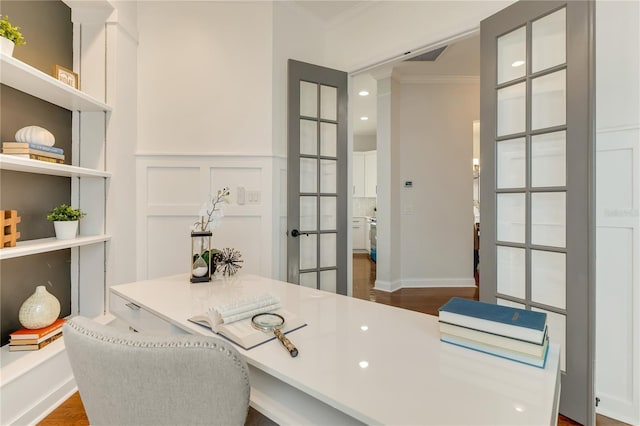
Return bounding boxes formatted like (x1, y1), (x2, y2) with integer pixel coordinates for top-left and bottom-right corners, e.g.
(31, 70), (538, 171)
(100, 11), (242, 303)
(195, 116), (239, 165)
(188, 293), (306, 350)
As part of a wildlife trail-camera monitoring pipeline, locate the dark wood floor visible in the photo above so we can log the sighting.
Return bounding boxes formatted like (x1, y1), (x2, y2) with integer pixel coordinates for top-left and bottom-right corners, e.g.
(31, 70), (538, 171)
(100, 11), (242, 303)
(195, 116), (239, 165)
(39, 255), (626, 425)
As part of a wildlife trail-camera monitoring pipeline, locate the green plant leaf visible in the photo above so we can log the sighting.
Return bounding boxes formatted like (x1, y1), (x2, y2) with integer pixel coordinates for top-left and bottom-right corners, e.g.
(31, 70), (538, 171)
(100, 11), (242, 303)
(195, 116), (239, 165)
(46, 204), (86, 221)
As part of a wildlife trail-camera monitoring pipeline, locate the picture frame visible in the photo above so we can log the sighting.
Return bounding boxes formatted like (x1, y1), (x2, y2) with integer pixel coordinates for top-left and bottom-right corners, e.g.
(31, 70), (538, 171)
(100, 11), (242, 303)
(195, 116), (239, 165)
(53, 65), (78, 89)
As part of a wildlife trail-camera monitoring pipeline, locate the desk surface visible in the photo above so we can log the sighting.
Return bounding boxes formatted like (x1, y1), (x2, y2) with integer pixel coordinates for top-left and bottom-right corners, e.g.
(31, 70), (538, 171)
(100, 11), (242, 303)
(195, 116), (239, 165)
(111, 274), (560, 425)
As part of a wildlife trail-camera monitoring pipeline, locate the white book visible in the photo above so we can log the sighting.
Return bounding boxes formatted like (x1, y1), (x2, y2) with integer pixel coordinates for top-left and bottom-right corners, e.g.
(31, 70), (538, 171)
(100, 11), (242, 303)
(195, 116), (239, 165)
(189, 308), (305, 351)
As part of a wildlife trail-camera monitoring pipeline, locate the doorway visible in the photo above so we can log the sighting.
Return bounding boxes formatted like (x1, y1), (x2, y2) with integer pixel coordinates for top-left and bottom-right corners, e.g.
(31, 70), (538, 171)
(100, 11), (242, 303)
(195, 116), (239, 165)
(350, 35), (481, 297)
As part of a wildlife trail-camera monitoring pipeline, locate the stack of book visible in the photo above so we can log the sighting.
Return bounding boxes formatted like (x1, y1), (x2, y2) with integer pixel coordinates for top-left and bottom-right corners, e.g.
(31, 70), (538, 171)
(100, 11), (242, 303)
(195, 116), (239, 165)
(2, 142), (65, 164)
(438, 297), (549, 368)
(9, 318), (66, 352)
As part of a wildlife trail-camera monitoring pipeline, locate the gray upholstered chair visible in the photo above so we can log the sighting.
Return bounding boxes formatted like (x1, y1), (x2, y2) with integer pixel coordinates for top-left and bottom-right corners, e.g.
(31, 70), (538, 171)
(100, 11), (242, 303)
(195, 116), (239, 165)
(64, 316), (250, 425)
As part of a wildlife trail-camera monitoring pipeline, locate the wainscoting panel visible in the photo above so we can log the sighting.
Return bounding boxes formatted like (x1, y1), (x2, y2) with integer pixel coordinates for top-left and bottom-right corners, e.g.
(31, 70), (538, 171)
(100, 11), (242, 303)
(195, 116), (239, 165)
(146, 216), (195, 279)
(136, 155), (275, 281)
(595, 126), (639, 424)
(147, 167), (201, 207)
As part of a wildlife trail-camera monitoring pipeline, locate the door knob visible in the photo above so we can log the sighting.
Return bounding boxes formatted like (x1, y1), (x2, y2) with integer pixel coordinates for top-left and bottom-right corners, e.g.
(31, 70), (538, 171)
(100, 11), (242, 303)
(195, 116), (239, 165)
(290, 229), (309, 237)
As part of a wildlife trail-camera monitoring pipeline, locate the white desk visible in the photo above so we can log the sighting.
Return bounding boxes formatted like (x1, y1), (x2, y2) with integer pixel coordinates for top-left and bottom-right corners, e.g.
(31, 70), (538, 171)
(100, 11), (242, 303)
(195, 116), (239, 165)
(110, 274), (560, 425)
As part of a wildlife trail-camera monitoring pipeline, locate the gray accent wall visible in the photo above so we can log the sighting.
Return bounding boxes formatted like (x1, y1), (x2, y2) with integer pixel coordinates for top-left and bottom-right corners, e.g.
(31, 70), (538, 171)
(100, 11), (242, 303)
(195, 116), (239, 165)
(0, 1), (73, 344)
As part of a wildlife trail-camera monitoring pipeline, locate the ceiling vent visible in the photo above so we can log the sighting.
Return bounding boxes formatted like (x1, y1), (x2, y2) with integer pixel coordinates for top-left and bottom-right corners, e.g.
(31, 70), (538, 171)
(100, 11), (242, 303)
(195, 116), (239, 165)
(405, 46), (447, 62)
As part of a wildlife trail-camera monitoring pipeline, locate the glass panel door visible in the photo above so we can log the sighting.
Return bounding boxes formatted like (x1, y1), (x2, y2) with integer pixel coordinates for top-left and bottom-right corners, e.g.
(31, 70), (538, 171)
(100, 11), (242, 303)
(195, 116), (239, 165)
(288, 60), (348, 294)
(481, 2), (594, 423)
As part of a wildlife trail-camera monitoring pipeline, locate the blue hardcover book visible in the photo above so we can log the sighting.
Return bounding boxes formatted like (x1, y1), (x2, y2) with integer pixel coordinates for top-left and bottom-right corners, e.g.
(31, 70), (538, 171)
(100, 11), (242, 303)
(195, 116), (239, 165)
(438, 297), (547, 344)
(2, 142), (64, 155)
(441, 333), (550, 369)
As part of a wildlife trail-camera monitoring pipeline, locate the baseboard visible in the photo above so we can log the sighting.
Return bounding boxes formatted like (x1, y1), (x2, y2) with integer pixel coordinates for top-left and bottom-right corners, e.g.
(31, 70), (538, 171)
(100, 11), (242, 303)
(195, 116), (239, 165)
(402, 278), (476, 288)
(374, 279), (402, 292)
(26, 380), (78, 425)
(2, 347), (76, 425)
(596, 395), (639, 426)
(374, 277), (476, 292)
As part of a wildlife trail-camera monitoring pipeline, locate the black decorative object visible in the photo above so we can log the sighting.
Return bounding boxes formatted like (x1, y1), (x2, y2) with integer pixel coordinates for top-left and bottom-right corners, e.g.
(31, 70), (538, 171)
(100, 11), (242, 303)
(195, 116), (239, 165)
(219, 248), (243, 276)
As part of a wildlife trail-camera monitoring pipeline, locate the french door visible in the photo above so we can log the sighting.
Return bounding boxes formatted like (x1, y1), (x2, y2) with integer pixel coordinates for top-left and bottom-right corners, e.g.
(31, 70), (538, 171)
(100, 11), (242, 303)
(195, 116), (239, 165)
(287, 60), (348, 295)
(480, 1), (595, 424)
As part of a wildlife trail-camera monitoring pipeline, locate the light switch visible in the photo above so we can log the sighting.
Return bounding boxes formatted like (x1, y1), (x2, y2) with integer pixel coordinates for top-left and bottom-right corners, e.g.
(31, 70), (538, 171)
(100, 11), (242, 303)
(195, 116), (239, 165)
(248, 190), (261, 204)
(237, 186), (246, 205)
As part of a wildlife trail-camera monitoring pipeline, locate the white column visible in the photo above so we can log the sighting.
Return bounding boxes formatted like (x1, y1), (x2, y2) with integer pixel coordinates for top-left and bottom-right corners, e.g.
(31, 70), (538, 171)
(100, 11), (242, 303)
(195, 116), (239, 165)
(374, 74), (402, 292)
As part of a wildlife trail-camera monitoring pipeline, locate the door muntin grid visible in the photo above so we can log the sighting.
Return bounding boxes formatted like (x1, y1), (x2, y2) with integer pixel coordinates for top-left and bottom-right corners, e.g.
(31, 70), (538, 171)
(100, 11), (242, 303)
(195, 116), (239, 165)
(298, 79), (339, 292)
(494, 7), (568, 369)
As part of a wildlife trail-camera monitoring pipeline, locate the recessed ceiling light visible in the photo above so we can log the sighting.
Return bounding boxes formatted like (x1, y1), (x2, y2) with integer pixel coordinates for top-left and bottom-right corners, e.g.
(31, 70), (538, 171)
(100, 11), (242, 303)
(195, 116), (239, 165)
(358, 90), (369, 96)
(512, 60), (525, 67)
(359, 361), (369, 369)
(360, 116), (369, 121)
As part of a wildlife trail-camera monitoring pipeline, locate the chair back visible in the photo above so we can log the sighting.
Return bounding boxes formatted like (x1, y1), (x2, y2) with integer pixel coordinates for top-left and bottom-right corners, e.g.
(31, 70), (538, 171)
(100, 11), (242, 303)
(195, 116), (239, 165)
(64, 316), (250, 425)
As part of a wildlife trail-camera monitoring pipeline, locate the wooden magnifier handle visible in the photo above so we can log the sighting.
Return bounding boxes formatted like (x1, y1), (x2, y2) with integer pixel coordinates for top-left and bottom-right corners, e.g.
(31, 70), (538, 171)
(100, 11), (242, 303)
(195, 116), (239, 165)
(274, 328), (298, 357)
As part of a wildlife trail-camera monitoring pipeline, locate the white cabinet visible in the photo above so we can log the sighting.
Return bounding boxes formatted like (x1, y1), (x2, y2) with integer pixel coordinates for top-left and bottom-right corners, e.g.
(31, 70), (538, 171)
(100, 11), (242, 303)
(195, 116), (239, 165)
(364, 151), (377, 197)
(352, 217), (367, 250)
(353, 150), (376, 198)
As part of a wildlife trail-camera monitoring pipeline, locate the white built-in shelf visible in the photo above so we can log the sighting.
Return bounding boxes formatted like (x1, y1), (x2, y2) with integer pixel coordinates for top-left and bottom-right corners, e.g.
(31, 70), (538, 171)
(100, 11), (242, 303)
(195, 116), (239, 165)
(0, 313), (114, 383)
(0, 154), (111, 178)
(0, 235), (111, 260)
(0, 53), (111, 112)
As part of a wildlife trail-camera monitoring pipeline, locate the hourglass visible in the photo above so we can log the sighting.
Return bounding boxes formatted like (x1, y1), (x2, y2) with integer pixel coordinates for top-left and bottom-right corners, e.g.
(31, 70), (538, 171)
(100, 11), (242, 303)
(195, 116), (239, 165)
(190, 229), (212, 283)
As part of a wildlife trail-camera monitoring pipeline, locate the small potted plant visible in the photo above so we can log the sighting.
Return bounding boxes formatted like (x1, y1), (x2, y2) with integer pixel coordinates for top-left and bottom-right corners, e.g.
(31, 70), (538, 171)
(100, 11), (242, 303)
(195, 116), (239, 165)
(47, 204), (85, 240)
(0, 15), (26, 57)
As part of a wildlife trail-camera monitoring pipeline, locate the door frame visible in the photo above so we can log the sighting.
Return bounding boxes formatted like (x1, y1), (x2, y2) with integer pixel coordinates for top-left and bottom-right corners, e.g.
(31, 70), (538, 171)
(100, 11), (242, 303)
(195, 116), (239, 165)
(287, 59), (349, 295)
(347, 30), (481, 298)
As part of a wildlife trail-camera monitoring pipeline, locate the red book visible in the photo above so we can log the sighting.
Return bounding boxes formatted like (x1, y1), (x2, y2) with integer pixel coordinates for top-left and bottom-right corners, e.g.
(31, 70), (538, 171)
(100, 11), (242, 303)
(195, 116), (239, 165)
(9, 318), (66, 340)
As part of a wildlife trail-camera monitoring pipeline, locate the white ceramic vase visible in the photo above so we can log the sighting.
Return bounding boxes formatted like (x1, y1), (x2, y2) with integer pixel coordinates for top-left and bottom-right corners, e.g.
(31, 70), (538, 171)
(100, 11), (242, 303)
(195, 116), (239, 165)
(0, 37), (15, 56)
(19, 286), (61, 329)
(54, 221), (78, 240)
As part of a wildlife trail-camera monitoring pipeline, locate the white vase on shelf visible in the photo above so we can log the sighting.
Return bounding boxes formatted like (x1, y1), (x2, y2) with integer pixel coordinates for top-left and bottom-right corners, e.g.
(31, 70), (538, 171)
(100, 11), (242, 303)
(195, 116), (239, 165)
(18, 285), (61, 329)
(53, 221), (78, 240)
(0, 37), (15, 56)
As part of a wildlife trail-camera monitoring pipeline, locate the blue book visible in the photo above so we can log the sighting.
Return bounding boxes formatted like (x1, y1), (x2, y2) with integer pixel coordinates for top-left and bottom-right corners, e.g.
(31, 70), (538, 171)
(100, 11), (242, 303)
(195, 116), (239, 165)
(2, 142), (64, 155)
(441, 333), (550, 368)
(438, 297), (547, 344)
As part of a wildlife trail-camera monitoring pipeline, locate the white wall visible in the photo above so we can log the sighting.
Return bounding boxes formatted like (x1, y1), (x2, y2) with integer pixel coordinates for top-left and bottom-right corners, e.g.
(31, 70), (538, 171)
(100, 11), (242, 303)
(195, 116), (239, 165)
(137, 1), (273, 155)
(135, 2), (277, 280)
(396, 78), (478, 287)
(595, 1), (640, 424)
(354, 135), (376, 152)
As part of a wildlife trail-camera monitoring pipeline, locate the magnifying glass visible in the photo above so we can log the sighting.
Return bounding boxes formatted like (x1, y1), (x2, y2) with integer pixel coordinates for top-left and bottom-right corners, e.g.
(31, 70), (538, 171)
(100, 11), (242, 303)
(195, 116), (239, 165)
(251, 313), (299, 357)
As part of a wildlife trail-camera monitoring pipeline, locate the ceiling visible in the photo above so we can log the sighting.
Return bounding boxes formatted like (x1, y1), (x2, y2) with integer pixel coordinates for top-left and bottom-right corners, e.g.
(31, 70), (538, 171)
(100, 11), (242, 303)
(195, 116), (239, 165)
(293, 1), (367, 22)
(292, 1), (481, 139)
(352, 35), (480, 136)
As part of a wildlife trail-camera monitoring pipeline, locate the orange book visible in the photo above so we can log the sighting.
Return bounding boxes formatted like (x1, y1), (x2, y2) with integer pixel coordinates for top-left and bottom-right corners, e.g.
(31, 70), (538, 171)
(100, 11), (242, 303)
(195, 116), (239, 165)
(9, 318), (66, 340)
